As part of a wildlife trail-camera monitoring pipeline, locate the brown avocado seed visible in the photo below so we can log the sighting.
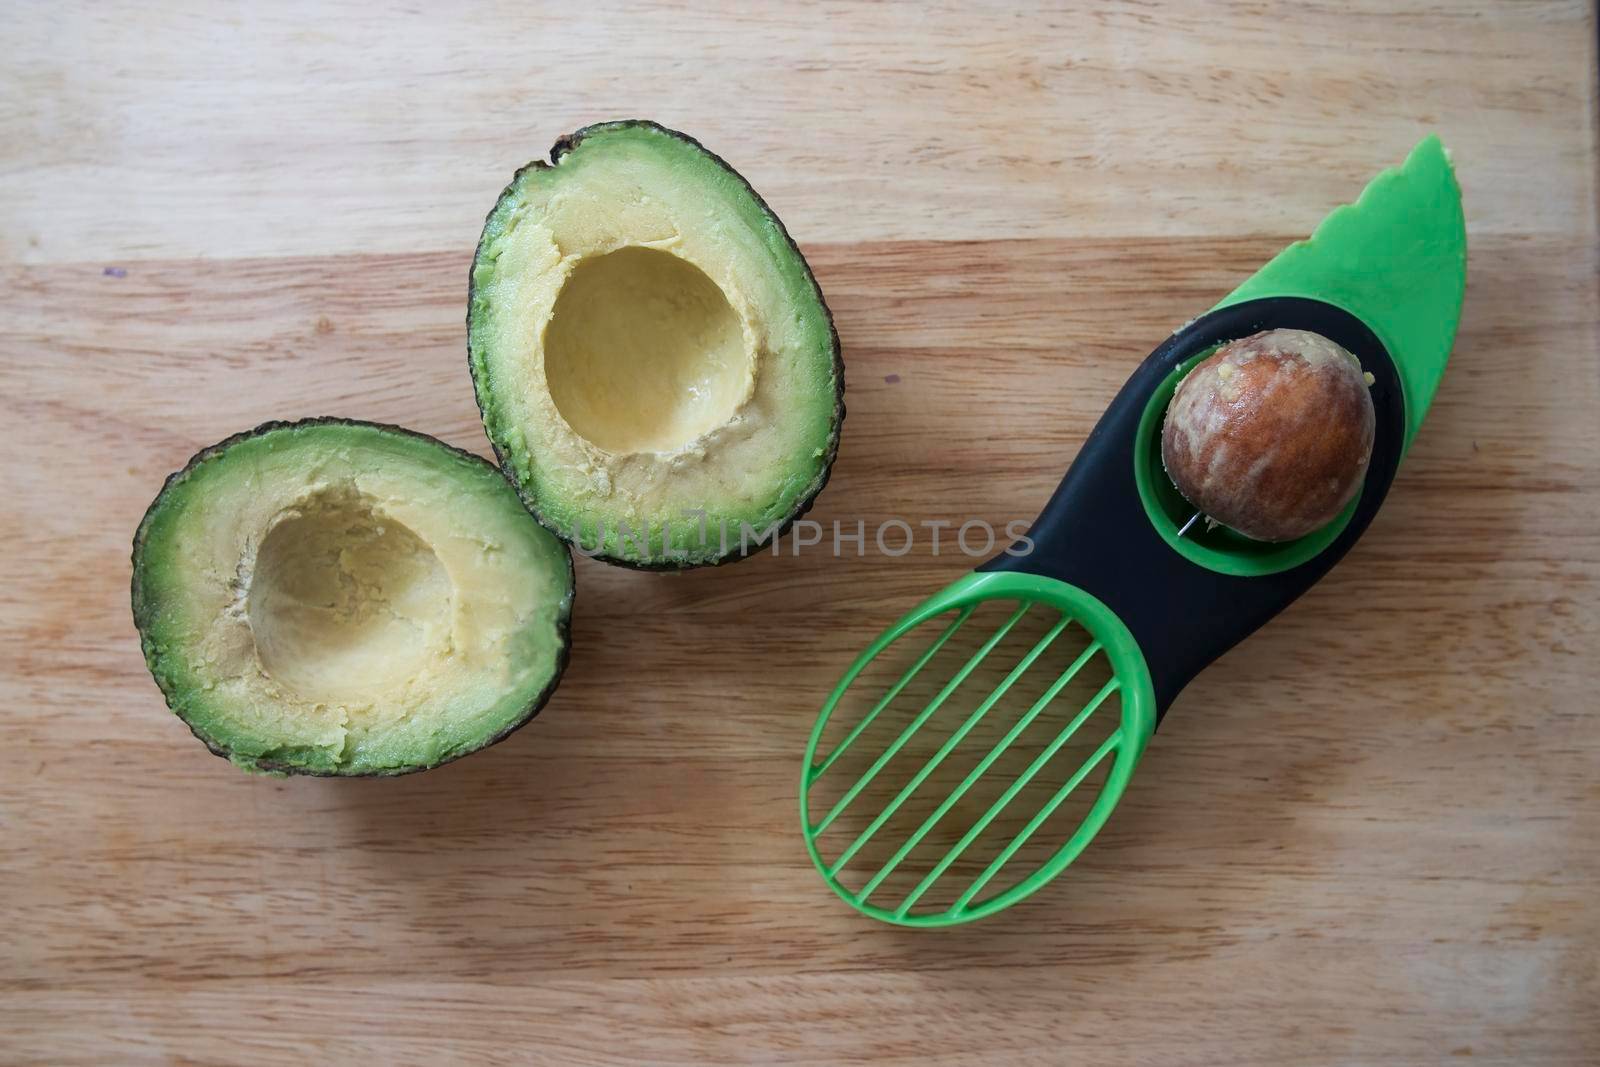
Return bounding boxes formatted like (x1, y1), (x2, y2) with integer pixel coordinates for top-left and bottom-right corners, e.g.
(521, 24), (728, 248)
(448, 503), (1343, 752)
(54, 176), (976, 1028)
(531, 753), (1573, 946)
(1161, 328), (1375, 542)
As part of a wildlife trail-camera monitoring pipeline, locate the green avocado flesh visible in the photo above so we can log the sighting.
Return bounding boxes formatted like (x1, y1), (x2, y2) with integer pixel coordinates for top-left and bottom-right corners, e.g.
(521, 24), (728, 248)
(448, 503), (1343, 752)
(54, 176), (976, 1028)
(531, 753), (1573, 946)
(469, 121), (843, 567)
(131, 420), (575, 776)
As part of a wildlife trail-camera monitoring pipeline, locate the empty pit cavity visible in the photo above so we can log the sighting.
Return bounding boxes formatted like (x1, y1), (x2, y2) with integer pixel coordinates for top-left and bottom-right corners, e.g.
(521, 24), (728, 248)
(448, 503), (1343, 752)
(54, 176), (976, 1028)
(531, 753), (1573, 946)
(247, 487), (451, 705)
(543, 246), (753, 454)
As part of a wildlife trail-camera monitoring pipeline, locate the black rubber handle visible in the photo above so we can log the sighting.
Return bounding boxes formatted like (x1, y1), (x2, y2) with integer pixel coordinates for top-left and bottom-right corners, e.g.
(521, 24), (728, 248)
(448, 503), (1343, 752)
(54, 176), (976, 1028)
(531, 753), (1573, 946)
(980, 298), (1406, 722)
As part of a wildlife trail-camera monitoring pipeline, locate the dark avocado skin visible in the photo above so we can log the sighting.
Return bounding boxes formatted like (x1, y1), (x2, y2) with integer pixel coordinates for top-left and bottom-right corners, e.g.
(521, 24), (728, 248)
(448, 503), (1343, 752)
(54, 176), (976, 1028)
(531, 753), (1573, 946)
(466, 119), (846, 571)
(130, 417), (576, 778)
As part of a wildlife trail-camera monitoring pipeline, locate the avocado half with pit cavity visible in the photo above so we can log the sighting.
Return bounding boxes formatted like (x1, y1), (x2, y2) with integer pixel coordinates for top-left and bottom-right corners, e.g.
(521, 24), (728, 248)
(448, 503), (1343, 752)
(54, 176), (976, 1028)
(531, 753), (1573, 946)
(131, 419), (575, 776)
(468, 120), (844, 567)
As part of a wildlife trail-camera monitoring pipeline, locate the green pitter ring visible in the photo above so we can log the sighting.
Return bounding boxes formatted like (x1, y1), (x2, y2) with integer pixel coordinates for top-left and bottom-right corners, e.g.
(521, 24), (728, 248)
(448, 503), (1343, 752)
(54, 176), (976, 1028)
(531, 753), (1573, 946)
(800, 136), (1467, 926)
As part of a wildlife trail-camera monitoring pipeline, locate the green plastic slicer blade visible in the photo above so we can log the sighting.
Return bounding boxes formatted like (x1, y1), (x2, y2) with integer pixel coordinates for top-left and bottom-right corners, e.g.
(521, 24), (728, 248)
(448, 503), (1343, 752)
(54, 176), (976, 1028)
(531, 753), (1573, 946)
(800, 572), (1156, 926)
(1218, 134), (1465, 454)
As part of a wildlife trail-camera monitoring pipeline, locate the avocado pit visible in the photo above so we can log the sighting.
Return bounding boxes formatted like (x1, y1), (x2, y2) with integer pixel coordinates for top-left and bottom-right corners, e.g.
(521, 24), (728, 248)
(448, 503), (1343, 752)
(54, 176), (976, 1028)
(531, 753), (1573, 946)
(1161, 328), (1375, 542)
(543, 246), (755, 455)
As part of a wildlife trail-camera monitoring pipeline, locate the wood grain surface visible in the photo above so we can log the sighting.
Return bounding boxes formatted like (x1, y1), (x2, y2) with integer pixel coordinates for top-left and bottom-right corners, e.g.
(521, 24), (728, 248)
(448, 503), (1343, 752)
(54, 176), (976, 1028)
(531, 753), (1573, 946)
(3, 3), (1597, 1064)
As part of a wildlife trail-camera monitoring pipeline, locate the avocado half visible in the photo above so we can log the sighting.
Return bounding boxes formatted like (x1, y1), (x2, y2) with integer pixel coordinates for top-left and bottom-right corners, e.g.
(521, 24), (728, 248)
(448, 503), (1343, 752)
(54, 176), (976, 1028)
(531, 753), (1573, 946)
(131, 419), (575, 776)
(468, 120), (844, 568)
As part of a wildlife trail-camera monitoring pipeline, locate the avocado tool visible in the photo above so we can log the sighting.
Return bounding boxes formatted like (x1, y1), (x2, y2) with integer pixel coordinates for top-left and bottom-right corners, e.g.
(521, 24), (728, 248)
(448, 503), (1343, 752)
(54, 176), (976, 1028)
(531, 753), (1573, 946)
(800, 136), (1466, 926)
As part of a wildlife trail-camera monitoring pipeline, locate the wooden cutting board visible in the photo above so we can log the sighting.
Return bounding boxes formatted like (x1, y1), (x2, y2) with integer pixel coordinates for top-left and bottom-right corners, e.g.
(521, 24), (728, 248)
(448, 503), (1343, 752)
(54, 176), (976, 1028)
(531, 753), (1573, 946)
(3, 4), (1596, 1064)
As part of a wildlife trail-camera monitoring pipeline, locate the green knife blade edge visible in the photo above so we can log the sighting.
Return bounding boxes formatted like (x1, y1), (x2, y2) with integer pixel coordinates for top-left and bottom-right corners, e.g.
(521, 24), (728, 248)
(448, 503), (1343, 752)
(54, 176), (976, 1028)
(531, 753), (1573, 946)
(1214, 134), (1467, 454)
